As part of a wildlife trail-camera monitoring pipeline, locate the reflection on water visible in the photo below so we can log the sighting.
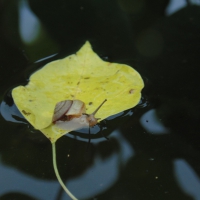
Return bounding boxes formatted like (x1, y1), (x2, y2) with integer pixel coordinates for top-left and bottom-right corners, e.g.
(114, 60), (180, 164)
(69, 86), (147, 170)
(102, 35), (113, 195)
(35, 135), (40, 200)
(140, 109), (169, 134)
(166, 0), (200, 15)
(165, 0), (187, 15)
(174, 159), (200, 200)
(0, 164), (58, 200)
(19, 0), (40, 44)
(0, 101), (26, 124)
(34, 53), (58, 64)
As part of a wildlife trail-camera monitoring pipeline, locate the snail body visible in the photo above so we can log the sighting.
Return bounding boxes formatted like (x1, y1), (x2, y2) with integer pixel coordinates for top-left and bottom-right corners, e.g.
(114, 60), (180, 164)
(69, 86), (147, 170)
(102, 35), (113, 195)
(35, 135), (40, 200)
(52, 99), (107, 131)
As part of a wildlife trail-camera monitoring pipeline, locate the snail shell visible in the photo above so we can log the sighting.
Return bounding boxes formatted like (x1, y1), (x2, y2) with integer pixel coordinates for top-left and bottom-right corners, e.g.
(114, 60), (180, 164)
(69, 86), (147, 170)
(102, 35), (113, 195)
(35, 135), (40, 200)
(52, 100), (85, 122)
(52, 99), (107, 131)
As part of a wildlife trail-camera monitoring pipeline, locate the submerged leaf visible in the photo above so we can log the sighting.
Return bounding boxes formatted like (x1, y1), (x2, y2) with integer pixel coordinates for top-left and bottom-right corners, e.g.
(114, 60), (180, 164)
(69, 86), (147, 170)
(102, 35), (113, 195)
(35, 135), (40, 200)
(12, 41), (144, 143)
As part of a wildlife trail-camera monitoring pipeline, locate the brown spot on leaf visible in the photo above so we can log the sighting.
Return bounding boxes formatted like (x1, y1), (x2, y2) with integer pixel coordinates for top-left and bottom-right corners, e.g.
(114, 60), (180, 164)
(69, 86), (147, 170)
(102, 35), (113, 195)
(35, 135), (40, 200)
(84, 77), (90, 79)
(77, 81), (80, 85)
(22, 110), (31, 116)
(129, 89), (134, 94)
(89, 102), (93, 105)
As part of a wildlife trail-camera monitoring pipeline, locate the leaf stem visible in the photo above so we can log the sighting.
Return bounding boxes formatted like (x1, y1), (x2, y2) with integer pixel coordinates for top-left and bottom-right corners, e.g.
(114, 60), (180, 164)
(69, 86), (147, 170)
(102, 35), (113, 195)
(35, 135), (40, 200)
(52, 142), (78, 200)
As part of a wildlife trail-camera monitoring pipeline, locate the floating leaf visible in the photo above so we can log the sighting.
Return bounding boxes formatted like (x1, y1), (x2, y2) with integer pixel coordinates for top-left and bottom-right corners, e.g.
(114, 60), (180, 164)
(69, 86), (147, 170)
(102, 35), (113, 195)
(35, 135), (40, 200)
(12, 41), (144, 143)
(12, 41), (144, 200)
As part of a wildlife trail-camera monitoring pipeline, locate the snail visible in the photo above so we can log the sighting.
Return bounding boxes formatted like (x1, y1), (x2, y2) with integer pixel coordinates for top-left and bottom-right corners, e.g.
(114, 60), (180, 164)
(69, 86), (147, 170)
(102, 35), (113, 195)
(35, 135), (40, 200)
(52, 99), (107, 131)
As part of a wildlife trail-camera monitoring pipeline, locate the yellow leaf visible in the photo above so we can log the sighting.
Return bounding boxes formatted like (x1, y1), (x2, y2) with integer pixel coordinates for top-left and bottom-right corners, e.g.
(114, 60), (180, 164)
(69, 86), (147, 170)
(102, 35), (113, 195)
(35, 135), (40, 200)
(12, 41), (144, 143)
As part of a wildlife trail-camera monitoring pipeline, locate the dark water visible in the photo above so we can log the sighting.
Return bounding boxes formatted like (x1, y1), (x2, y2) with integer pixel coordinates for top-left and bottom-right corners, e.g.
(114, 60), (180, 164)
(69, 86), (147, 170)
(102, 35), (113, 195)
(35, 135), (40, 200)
(1, 0), (200, 200)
